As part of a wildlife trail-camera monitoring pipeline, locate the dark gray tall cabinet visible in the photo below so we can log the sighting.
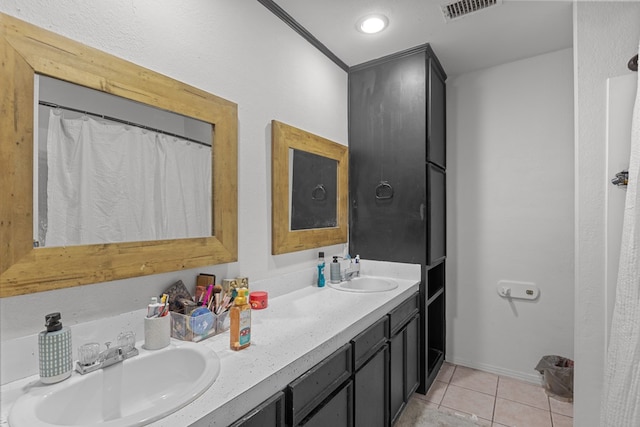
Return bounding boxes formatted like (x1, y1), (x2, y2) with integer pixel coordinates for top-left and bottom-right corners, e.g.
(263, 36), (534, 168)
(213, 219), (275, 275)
(348, 44), (447, 396)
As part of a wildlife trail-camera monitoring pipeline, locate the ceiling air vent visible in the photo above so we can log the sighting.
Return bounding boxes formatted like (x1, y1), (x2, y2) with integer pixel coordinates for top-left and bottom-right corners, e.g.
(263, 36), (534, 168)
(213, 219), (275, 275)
(441, 0), (502, 22)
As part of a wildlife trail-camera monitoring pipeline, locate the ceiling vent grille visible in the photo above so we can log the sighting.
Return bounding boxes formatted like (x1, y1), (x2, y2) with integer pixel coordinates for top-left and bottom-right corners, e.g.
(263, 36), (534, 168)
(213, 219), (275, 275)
(441, 0), (502, 22)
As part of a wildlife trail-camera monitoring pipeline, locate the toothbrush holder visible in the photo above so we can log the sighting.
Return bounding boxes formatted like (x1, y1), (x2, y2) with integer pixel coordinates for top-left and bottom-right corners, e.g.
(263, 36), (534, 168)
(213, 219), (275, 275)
(144, 315), (170, 350)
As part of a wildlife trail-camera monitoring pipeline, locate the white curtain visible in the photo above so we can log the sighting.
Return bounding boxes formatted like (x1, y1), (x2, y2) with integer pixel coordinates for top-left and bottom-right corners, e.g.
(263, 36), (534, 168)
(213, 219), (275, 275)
(45, 110), (211, 247)
(601, 45), (640, 425)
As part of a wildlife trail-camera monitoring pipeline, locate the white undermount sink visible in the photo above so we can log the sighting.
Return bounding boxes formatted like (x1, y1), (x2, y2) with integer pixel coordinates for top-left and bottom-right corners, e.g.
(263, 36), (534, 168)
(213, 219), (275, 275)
(328, 276), (399, 293)
(8, 341), (220, 427)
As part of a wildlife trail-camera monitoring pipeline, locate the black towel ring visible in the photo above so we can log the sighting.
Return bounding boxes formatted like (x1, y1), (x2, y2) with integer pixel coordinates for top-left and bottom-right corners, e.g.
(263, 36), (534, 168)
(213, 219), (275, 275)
(375, 181), (394, 200)
(311, 184), (327, 201)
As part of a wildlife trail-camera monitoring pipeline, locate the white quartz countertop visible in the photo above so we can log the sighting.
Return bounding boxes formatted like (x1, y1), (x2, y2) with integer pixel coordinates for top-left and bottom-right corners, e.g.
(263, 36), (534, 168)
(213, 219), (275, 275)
(1, 261), (420, 427)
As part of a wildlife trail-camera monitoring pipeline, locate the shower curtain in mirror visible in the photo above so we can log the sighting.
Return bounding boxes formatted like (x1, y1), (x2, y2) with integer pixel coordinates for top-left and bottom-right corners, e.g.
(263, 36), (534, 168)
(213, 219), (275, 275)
(601, 44), (640, 426)
(45, 110), (211, 247)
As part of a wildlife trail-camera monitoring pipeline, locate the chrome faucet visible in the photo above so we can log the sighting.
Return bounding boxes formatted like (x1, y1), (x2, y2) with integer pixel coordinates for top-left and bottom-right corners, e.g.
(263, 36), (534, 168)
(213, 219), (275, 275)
(342, 264), (360, 281)
(76, 331), (138, 375)
(341, 255), (361, 281)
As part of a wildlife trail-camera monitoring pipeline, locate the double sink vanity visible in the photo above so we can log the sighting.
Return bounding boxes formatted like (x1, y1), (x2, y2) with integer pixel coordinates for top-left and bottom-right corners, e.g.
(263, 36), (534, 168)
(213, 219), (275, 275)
(1, 260), (421, 427)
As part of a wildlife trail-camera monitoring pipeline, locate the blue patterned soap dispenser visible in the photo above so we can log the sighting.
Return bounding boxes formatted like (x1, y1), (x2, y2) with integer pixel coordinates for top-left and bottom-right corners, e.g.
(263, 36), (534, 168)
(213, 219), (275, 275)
(38, 312), (72, 384)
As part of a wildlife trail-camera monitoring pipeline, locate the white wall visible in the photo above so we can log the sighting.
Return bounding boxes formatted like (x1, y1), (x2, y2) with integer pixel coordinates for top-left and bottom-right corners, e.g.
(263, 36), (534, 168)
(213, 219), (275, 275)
(0, 1), (347, 341)
(446, 48), (575, 383)
(574, 2), (640, 425)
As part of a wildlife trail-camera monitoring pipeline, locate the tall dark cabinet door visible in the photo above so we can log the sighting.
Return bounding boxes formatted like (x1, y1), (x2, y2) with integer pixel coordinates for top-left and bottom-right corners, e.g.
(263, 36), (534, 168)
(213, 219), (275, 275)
(428, 164), (446, 265)
(428, 58), (447, 169)
(349, 52), (427, 264)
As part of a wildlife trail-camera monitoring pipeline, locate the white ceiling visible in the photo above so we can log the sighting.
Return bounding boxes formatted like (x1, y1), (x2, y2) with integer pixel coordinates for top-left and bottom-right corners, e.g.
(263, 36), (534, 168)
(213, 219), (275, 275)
(272, 0), (573, 76)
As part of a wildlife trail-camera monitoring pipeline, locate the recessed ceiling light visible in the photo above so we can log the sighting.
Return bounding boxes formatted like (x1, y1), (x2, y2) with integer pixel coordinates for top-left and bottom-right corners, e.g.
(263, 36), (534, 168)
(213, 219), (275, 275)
(357, 14), (388, 34)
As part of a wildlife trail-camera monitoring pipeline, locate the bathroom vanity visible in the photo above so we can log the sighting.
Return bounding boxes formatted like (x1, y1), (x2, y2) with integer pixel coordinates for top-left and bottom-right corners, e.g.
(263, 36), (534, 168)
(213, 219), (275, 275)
(192, 261), (421, 427)
(0, 261), (420, 427)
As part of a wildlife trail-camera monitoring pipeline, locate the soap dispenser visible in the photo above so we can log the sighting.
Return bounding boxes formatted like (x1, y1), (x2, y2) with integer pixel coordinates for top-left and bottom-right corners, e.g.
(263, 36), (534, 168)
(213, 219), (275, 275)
(330, 256), (341, 283)
(38, 312), (73, 384)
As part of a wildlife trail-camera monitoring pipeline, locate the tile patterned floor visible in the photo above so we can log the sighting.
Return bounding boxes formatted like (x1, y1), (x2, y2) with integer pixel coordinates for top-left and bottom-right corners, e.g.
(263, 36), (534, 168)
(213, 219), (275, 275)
(410, 362), (573, 427)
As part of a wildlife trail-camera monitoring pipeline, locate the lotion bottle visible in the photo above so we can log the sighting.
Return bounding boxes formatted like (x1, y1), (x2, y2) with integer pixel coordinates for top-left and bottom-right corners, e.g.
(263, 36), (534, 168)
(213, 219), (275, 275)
(230, 288), (251, 351)
(38, 312), (72, 384)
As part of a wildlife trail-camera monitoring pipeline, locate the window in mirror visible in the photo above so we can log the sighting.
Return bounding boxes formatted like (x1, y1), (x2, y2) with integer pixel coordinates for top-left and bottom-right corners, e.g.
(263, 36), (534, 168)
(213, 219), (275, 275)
(34, 76), (213, 247)
(289, 148), (338, 230)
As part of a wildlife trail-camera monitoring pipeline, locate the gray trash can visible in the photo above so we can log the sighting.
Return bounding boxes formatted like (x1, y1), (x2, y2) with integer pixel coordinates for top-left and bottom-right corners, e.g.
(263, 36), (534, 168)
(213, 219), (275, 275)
(535, 355), (574, 401)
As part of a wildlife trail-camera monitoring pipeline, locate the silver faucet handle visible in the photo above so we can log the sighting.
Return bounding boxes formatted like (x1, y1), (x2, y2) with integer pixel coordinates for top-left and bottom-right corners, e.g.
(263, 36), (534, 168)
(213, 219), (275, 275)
(78, 342), (100, 366)
(117, 331), (136, 352)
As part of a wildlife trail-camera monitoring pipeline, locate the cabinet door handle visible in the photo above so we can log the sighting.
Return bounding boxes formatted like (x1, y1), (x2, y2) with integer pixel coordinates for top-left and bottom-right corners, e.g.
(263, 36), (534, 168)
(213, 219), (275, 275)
(375, 181), (394, 200)
(420, 203), (425, 221)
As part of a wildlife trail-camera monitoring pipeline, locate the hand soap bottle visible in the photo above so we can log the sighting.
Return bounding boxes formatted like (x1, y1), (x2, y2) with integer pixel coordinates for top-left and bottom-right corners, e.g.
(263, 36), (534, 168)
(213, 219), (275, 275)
(38, 312), (73, 384)
(230, 288), (251, 351)
(330, 256), (341, 283)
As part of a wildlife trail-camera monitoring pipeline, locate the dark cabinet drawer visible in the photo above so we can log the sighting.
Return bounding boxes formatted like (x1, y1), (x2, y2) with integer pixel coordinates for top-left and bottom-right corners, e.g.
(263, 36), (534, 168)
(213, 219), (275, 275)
(287, 343), (352, 425)
(229, 391), (285, 427)
(388, 292), (419, 336)
(299, 380), (353, 427)
(351, 315), (388, 371)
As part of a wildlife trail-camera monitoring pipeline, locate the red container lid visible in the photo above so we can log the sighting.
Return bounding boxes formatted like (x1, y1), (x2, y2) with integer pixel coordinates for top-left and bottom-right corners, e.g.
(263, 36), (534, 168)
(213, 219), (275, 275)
(249, 291), (268, 310)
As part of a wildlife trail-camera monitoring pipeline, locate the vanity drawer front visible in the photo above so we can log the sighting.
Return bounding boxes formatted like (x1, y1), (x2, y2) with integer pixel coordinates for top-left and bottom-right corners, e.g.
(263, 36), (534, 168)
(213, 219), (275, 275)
(298, 380), (353, 427)
(388, 292), (419, 336)
(230, 391), (285, 427)
(351, 316), (388, 371)
(287, 343), (352, 425)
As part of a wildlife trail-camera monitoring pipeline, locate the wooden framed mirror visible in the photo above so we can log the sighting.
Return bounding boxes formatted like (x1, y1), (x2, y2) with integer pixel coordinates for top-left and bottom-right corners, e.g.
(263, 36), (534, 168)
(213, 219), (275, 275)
(0, 13), (238, 297)
(271, 120), (348, 254)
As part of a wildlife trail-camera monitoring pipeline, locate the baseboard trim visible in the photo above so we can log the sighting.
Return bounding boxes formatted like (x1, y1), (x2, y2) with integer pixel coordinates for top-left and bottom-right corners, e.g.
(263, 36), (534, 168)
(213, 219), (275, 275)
(446, 356), (543, 386)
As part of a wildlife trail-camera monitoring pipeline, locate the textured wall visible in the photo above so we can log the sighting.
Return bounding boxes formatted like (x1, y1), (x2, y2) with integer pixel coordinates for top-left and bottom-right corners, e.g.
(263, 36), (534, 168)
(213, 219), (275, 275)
(0, 1), (347, 340)
(447, 48), (575, 382)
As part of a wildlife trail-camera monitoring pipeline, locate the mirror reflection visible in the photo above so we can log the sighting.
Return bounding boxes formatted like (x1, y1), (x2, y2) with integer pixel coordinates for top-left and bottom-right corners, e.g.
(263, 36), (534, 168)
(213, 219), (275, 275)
(289, 148), (338, 230)
(35, 76), (213, 247)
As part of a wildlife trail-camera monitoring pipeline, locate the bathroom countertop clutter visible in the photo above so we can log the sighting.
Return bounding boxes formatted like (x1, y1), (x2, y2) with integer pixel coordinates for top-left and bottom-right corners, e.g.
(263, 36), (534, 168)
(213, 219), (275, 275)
(0, 260), (420, 427)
